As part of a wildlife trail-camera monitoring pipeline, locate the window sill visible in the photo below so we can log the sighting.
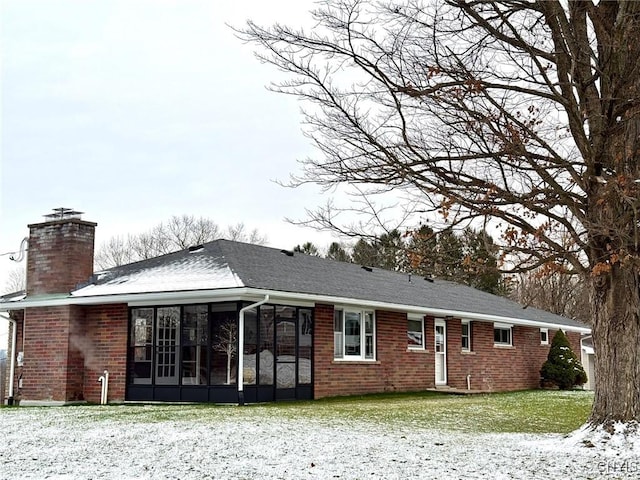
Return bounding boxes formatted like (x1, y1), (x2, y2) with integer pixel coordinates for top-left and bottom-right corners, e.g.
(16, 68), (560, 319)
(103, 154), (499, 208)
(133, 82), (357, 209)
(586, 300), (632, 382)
(332, 359), (381, 365)
(461, 350), (475, 355)
(494, 344), (515, 349)
(407, 348), (430, 353)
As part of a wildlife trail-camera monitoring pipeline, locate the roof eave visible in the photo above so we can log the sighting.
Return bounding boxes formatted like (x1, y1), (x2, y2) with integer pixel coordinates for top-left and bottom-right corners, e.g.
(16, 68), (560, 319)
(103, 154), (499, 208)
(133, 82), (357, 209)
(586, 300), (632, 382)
(0, 287), (591, 334)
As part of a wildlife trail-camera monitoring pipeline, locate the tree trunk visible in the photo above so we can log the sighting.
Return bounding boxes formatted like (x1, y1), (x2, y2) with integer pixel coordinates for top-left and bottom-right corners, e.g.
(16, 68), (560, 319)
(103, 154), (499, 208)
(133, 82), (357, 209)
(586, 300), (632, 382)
(589, 266), (640, 424)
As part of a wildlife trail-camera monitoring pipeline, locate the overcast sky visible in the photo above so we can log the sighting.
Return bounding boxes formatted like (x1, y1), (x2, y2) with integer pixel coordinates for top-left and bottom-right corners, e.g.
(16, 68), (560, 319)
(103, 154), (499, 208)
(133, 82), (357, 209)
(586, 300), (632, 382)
(0, 1), (351, 301)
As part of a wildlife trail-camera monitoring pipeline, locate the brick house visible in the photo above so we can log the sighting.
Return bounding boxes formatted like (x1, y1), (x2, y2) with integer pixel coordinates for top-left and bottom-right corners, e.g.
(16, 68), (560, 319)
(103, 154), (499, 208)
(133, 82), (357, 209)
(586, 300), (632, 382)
(1, 213), (590, 405)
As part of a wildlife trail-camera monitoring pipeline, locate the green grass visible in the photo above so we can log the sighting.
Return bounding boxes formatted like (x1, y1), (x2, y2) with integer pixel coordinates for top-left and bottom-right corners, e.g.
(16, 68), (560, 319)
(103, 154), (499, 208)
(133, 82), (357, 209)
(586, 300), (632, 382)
(2, 389), (593, 434)
(257, 389), (594, 434)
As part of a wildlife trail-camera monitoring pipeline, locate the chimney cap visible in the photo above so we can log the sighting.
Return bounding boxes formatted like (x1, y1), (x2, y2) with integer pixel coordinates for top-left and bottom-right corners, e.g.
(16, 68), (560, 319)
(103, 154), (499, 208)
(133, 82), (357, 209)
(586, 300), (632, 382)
(43, 207), (84, 221)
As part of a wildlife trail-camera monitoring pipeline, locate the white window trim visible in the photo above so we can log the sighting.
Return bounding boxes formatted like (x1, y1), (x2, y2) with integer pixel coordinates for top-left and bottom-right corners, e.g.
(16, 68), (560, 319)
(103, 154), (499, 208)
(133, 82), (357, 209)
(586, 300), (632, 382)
(461, 320), (471, 352)
(494, 322), (513, 347)
(407, 315), (425, 350)
(540, 328), (549, 345)
(333, 307), (376, 361)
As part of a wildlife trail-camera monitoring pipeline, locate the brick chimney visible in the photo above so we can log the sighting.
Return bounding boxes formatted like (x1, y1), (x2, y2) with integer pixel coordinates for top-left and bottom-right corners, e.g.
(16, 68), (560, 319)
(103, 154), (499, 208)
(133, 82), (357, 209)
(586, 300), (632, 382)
(26, 208), (97, 296)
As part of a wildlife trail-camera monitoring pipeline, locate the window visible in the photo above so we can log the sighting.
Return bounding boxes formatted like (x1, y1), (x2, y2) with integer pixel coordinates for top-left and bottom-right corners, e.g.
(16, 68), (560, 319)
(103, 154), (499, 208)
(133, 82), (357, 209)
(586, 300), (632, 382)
(130, 308), (153, 384)
(334, 308), (376, 360)
(494, 323), (513, 346)
(210, 304), (239, 385)
(461, 320), (471, 351)
(407, 316), (425, 349)
(540, 328), (549, 345)
(127, 302), (315, 395)
(181, 305), (208, 385)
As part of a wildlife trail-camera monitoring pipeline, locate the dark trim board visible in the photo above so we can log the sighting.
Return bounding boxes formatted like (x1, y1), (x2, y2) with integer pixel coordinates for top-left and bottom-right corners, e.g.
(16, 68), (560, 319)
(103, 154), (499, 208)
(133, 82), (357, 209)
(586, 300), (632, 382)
(125, 384), (313, 403)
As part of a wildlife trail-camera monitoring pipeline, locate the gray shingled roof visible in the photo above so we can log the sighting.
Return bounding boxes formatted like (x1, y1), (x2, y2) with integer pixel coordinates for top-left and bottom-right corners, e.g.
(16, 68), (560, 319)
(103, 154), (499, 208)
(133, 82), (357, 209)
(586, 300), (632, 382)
(70, 239), (588, 331)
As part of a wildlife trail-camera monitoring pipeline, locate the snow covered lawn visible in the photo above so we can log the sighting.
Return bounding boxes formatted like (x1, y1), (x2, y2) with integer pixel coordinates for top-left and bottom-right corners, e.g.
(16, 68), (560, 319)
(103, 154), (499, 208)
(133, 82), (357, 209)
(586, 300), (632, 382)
(1, 394), (638, 479)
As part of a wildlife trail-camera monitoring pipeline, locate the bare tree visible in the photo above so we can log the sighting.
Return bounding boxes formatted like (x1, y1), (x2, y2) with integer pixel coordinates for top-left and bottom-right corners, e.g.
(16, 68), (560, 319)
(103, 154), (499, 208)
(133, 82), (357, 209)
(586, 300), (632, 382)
(2, 267), (26, 294)
(240, 1), (640, 428)
(212, 319), (237, 385)
(95, 215), (268, 269)
(225, 222), (268, 245)
(512, 271), (589, 324)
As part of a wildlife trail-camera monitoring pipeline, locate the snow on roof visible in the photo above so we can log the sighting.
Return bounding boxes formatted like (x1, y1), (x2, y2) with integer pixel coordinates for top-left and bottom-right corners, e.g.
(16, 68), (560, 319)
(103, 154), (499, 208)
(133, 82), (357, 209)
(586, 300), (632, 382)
(0, 290), (26, 303)
(72, 250), (243, 297)
(6, 239), (589, 332)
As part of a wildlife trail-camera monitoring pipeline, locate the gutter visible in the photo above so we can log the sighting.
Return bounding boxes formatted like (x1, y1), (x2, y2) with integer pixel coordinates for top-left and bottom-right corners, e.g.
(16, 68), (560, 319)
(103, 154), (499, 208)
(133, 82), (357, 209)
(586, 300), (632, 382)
(0, 312), (17, 405)
(237, 295), (269, 406)
(0, 287), (590, 334)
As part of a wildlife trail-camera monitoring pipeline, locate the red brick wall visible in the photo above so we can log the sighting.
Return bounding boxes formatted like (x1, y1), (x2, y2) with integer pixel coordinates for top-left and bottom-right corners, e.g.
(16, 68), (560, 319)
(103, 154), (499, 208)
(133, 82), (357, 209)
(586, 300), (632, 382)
(82, 304), (128, 403)
(313, 303), (585, 398)
(445, 320), (582, 391)
(12, 303), (128, 404)
(21, 306), (85, 402)
(27, 219), (96, 295)
(314, 305), (435, 398)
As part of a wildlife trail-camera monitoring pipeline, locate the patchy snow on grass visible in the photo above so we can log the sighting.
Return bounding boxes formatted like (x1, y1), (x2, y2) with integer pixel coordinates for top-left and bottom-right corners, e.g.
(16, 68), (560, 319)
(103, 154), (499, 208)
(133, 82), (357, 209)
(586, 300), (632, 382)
(1, 405), (638, 479)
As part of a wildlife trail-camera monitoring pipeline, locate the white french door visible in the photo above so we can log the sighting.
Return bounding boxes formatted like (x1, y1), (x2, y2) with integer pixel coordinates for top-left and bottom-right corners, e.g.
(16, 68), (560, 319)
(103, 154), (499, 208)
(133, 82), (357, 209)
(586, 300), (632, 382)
(435, 320), (447, 385)
(155, 307), (180, 385)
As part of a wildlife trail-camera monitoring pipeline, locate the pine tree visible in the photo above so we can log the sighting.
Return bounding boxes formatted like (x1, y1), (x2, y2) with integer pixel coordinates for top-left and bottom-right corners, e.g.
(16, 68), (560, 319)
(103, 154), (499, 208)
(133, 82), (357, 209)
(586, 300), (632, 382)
(540, 330), (588, 390)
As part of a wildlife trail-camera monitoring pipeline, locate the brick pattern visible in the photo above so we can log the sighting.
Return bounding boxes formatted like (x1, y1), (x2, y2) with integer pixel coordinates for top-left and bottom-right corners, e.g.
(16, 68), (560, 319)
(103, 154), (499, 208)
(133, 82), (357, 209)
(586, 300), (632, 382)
(446, 320), (582, 391)
(9, 304), (128, 404)
(314, 305), (435, 398)
(27, 219), (96, 295)
(21, 306), (81, 401)
(82, 304), (129, 403)
(313, 304), (583, 398)
(9, 299), (583, 402)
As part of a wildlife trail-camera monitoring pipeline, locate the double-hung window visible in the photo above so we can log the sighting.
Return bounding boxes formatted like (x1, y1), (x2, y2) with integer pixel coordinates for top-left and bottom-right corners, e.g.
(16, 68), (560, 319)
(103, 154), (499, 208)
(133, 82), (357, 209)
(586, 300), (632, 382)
(407, 315), (425, 350)
(461, 320), (471, 352)
(334, 308), (375, 360)
(494, 323), (513, 346)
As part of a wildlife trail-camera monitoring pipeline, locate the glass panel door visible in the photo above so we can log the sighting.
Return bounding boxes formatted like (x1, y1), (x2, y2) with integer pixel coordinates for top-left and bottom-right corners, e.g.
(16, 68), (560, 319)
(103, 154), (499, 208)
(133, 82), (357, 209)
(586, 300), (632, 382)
(210, 304), (239, 385)
(181, 305), (208, 385)
(298, 309), (313, 385)
(156, 307), (180, 385)
(435, 320), (447, 385)
(275, 307), (296, 389)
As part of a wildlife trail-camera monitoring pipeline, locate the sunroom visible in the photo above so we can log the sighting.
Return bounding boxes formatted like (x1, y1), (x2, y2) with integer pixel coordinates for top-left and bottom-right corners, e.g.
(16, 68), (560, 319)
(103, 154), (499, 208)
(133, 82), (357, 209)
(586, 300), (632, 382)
(127, 301), (313, 403)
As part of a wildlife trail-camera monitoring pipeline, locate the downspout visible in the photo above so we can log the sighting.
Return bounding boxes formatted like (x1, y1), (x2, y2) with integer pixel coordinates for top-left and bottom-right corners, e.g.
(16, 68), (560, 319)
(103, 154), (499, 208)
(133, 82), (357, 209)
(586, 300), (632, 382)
(98, 370), (109, 405)
(0, 312), (17, 405)
(237, 295), (269, 406)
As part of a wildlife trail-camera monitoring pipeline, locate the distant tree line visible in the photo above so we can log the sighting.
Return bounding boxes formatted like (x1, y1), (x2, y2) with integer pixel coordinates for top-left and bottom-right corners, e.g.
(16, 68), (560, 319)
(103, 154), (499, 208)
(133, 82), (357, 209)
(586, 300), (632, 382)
(295, 226), (507, 295)
(95, 214), (267, 270)
(4, 215), (585, 315)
